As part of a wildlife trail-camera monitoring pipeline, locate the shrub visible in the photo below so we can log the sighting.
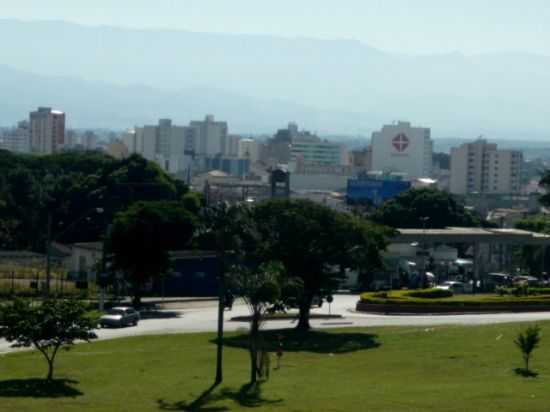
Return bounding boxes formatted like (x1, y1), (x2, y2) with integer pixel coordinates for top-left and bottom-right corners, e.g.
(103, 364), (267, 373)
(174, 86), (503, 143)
(406, 288), (453, 299)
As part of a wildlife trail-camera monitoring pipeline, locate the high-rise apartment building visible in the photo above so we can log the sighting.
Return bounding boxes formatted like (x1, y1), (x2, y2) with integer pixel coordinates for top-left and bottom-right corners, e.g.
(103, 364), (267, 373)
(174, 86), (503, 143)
(370, 121), (432, 179)
(29, 107), (65, 154)
(189, 115), (228, 156)
(450, 139), (522, 195)
(129, 119), (192, 174)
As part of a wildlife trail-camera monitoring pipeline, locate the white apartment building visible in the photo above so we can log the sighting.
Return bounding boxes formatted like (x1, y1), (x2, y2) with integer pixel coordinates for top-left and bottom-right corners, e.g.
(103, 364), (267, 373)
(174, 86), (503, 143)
(450, 139), (522, 195)
(0, 120), (30, 153)
(127, 119), (192, 174)
(370, 121), (433, 179)
(29, 107), (66, 154)
(189, 115), (228, 156)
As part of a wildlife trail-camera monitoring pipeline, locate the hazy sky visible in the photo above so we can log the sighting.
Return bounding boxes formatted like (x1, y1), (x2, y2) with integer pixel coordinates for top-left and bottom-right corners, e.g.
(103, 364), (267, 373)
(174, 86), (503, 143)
(3, 0), (550, 55)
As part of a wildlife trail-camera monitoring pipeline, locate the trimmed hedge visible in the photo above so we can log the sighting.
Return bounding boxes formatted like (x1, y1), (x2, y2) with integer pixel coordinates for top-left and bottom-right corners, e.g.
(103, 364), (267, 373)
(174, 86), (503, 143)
(405, 289), (453, 299)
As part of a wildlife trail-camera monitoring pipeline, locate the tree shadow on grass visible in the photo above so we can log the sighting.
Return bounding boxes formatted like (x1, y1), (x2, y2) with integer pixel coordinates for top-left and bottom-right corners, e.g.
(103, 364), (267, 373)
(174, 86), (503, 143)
(0, 378), (83, 398)
(222, 329), (380, 354)
(157, 382), (282, 411)
(514, 368), (539, 378)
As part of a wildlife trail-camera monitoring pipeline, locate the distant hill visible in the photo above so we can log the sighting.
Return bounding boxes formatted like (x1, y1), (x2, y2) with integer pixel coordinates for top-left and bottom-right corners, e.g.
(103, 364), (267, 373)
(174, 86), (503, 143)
(1, 19), (549, 138)
(0, 64), (380, 134)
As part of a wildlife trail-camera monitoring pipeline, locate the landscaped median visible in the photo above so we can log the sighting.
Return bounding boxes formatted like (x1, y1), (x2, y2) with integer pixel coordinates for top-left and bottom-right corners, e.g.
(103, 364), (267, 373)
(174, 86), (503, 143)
(356, 289), (550, 314)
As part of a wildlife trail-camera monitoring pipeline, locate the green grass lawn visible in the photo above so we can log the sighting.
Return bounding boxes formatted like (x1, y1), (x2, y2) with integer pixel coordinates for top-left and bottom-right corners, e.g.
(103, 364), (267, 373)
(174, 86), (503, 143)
(360, 290), (550, 305)
(2, 323), (550, 411)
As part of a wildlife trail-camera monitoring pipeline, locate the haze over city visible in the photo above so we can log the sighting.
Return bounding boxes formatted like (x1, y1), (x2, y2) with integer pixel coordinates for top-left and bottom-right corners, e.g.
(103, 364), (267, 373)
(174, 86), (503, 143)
(1, 1), (550, 139)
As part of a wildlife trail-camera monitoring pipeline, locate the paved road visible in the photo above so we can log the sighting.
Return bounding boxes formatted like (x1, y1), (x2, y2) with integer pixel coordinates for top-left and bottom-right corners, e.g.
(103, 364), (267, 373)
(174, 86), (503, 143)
(3, 294), (550, 354)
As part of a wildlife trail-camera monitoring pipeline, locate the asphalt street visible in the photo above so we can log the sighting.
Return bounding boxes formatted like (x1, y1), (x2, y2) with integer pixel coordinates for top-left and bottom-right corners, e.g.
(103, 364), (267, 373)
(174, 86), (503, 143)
(3, 294), (550, 354)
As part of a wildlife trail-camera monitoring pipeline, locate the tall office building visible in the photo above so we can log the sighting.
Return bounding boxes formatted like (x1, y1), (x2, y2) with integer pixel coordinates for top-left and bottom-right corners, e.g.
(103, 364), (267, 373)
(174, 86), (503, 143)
(450, 139), (522, 195)
(29, 107), (66, 154)
(370, 121), (432, 179)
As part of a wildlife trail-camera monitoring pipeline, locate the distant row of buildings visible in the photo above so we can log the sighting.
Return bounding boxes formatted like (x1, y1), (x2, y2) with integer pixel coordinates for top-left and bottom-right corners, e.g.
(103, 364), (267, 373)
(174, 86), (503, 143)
(0, 107), (525, 200)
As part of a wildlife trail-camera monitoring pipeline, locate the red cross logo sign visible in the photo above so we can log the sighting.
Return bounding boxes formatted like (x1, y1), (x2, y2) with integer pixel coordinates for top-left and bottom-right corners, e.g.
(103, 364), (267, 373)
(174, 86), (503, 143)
(392, 133), (409, 152)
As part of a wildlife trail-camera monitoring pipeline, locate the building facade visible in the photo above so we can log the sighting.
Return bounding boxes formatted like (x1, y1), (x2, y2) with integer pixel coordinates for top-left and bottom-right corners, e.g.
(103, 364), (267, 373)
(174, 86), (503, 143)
(290, 137), (348, 167)
(0, 120), (30, 153)
(450, 139), (522, 195)
(370, 121), (432, 179)
(29, 107), (66, 154)
(238, 138), (260, 163)
(189, 115), (228, 156)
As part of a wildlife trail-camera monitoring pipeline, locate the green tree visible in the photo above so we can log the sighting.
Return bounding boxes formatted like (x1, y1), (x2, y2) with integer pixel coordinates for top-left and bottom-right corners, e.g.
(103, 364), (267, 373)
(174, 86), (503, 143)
(0, 299), (97, 381)
(372, 188), (481, 229)
(108, 201), (197, 306)
(231, 261), (283, 383)
(253, 199), (388, 330)
(514, 325), (542, 374)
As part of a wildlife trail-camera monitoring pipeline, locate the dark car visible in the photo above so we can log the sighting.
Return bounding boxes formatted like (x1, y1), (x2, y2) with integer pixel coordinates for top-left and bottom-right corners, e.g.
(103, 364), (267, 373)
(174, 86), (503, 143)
(99, 307), (140, 328)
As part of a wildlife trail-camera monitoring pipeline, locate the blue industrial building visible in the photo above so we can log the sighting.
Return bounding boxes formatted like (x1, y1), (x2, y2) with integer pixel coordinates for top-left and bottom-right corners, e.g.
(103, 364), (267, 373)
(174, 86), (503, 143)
(347, 177), (411, 206)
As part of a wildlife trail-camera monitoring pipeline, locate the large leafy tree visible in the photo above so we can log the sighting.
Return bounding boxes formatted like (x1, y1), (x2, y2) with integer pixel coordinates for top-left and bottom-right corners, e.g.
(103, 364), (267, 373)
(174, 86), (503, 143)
(372, 188), (481, 229)
(252, 199), (389, 330)
(107, 201), (197, 306)
(0, 299), (97, 381)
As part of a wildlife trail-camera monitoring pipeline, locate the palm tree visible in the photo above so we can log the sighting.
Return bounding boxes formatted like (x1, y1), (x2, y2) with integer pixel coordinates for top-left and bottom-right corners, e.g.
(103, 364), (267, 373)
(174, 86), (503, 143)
(514, 325), (541, 373)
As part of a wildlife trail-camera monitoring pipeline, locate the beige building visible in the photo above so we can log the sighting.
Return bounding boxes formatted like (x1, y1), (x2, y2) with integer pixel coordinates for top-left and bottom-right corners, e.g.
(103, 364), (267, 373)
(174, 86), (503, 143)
(450, 139), (522, 195)
(29, 107), (66, 154)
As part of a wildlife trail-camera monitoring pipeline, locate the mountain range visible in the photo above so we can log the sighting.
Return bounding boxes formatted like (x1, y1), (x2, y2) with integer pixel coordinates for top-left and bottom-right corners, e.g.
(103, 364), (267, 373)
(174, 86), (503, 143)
(1, 19), (549, 139)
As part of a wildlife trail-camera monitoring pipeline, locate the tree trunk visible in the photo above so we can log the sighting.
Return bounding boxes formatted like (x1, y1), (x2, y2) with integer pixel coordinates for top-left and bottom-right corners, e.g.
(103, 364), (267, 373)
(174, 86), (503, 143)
(297, 295), (312, 331)
(47, 358), (54, 381)
(132, 280), (142, 307)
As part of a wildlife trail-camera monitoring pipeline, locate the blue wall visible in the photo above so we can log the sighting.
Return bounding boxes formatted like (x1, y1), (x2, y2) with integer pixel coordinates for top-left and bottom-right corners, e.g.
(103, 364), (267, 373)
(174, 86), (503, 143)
(347, 178), (411, 206)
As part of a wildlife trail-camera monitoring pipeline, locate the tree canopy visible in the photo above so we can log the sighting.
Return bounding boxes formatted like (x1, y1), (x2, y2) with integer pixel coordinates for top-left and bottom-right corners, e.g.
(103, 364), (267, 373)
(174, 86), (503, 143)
(107, 200), (197, 305)
(252, 199), (389, 330)
(371, 188), (481, 229)
(0, 150), (189, 251)
(0, 299), (97, 381)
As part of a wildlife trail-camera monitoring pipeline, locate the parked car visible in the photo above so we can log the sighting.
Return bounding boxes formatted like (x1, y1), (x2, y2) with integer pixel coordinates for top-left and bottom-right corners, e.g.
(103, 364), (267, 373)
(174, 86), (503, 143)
(435, 281), (468, 294)
(99, 307), (140, 328)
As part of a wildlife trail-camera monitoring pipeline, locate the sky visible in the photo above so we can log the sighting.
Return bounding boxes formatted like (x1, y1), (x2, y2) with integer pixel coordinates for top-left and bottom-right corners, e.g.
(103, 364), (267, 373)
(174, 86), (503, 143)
(2, 0), (550, 55)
